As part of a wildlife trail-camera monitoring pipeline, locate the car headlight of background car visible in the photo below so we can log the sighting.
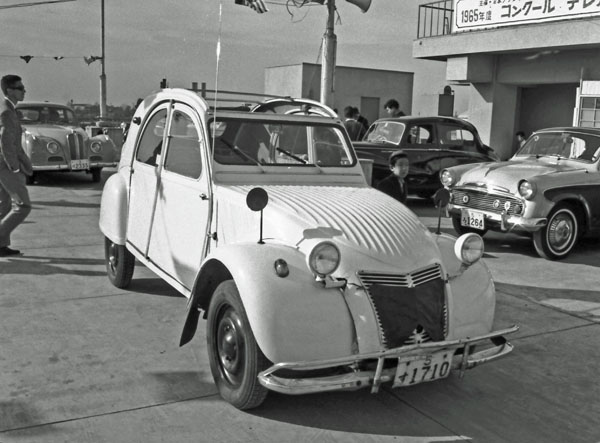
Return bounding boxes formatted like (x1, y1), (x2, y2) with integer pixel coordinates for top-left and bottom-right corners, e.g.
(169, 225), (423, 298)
(518, 180), (536, 200)
(454, 233), (484, 265)
(307, 241), (340, 278)
(440, 169), (455, 187)
(90, 141), (103, 153)
(46, 140), (60, 154)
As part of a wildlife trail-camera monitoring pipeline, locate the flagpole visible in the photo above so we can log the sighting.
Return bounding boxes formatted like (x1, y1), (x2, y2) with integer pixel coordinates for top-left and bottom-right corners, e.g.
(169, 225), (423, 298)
(99, 0), (107, 120)
(320, 0), (336, 108)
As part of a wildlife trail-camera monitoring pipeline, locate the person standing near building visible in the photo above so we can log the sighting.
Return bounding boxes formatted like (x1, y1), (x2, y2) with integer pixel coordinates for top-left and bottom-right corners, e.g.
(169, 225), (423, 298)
(353, 106), (369, 133)
(516, 131), (527, 148)
(0, 75), (32, 257)
(384, 98), (406, 118)
(343, 106), (365, 141)
(376, 150), (409, 204)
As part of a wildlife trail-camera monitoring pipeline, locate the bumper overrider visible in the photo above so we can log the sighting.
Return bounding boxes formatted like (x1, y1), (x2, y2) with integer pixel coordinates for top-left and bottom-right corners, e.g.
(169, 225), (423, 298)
(258, 325), (518, 395)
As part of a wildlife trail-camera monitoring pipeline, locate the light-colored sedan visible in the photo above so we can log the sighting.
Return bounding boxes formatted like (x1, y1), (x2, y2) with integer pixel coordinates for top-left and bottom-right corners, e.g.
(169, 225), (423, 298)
(441, 127), (600, 260)
(99, 88), (516, 409)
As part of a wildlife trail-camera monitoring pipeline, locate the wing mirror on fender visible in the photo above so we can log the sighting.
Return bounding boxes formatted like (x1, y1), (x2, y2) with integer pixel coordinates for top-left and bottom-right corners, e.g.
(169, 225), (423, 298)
(433, 188), (451, 235)
(246, 187), (269, 244)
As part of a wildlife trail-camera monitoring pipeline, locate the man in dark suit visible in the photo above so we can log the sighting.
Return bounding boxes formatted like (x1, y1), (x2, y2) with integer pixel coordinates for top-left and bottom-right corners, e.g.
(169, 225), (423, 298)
(0, 75), (33, 256)
(376, 150), (409, 204)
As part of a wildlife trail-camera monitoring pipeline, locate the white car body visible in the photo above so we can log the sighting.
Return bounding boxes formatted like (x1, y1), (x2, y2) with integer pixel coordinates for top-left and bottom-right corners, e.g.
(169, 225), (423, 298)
(99, 88), (516, 409)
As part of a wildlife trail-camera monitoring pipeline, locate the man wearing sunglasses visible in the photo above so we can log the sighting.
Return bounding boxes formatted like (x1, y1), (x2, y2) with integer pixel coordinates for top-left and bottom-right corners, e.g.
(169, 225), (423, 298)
(0, 74), (32, 257)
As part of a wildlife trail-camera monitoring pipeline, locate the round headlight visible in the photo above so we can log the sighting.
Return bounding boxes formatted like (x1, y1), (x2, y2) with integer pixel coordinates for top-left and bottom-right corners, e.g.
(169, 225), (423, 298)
(454, 233), (484, 265)
(518, 180), (536, 200)
(440, 169), (455, 187)
(46, 141), (59, 154)
(307, 241), (340, 277)
(90, 141), (102, 153)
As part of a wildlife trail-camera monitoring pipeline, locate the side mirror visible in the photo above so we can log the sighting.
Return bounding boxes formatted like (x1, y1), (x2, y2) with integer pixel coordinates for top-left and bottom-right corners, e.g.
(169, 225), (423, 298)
(433, 187), (450, 209)
(246, 187), (269, 244)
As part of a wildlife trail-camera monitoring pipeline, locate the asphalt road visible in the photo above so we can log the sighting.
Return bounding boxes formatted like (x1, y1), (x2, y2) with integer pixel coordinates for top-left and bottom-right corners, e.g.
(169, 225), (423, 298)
(0, 171), (599, 443)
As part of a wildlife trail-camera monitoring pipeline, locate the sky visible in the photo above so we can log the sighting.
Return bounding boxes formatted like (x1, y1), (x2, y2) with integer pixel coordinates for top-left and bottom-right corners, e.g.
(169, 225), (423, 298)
(0, 0), (453, 112)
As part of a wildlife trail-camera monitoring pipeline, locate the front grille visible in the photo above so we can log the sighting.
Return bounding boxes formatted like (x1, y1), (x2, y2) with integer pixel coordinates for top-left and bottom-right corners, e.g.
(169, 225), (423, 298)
(451, 189), (523, 215)
(358, 263), (442, 289)
(359, 265), (447, 349)
(67, 133), (85, 160)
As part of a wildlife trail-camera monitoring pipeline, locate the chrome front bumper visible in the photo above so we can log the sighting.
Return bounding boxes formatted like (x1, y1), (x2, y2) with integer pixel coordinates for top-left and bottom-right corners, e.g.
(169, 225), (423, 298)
(32, 162), (117, 171)
(448, 204), (547, 232)
(258, 325), (518, 395)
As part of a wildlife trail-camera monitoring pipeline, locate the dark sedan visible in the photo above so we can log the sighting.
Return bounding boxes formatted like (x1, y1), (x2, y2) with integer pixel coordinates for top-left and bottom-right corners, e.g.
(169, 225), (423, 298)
(353, 116), (499, 198)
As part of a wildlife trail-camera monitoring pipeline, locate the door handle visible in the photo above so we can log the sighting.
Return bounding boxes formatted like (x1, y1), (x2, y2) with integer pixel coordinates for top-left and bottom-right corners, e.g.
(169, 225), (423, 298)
(199, 193), (209, 200)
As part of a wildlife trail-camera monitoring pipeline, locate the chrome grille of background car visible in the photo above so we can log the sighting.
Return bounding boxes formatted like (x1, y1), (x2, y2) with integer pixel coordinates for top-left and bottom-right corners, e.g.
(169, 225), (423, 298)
(451, 189), (523, 215)
(67, 133), (85, 160)
(357, 263), (442, 289)
(358, 264), (447, 347)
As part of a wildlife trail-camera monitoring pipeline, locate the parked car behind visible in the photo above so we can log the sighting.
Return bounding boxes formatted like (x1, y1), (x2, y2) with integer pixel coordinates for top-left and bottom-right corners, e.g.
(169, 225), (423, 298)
(441, 127), (600, 260)
(17, 102), (120, 183)
(353, 116), (499, 198)
(99, 89), (516, 410)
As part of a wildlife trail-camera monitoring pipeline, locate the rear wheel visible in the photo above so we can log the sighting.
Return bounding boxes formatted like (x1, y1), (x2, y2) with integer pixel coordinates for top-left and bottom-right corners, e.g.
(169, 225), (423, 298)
(91, 167), (102, 183)
(207, 280), (269, 410)
(104, 236), (135, 288)
(533, 204), (579, 260)
(451, 216), (488, 237)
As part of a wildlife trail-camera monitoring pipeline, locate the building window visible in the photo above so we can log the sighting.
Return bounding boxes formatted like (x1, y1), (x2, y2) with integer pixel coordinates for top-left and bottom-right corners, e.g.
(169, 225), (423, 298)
(580, 97), (600, 128)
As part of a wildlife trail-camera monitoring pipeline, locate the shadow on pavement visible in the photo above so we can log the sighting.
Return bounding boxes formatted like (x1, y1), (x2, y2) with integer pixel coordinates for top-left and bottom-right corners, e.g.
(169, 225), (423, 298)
(127, 278), (184, 298)
(0, 400), (58, 437)
(0, 257), (105, 277)
(33, 200), (100, 209)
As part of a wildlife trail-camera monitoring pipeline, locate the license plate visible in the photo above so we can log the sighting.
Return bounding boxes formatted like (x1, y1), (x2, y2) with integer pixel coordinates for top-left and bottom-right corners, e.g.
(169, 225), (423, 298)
(392, 351), (451, 387)
(70, 159), (90, 170)
(461, 209), (485, 230)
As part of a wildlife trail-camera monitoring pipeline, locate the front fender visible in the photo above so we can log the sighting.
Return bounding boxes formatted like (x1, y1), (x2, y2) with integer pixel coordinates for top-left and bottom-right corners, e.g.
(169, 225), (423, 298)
(99, 172), (128, 244)
(184, 243), (355, 364)
(434, 233), (496, 339)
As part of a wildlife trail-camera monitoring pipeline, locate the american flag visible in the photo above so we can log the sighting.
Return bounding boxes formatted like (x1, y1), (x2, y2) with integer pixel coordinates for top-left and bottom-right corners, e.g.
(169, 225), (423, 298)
(235, 0), (269, 13)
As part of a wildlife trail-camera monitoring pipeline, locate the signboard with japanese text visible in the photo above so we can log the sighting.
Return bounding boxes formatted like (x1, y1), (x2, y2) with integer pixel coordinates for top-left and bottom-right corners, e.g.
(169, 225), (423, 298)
(453, 0), (600, 32)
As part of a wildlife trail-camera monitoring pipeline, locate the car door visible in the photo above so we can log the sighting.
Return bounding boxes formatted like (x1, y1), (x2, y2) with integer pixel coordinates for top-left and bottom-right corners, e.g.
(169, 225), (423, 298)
(402, 122), (439, 188)
(436, 121), (492, 168)
(146, 103), (211, 290)
(126, 105), (169, 256)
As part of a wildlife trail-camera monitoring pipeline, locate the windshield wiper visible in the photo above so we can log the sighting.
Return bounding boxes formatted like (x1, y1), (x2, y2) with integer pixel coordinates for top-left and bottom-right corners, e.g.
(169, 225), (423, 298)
(276, 147), (307, 164)
(217, 139), (266, 172)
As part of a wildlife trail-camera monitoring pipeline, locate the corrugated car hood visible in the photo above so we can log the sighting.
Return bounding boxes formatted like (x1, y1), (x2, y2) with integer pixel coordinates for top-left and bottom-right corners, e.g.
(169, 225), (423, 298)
(458, 159), (585, 192)
(217, 185), (439, 267)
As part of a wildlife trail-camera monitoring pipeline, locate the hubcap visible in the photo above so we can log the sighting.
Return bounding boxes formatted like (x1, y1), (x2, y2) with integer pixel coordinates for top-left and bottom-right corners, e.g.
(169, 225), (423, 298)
(216, 307), (245, 386)
(548, 212), (575, 252)
(108, 243), (118, 273)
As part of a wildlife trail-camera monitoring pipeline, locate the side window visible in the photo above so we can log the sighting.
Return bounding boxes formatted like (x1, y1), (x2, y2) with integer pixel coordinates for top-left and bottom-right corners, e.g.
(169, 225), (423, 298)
(163, 110), (203, 179)
(136, 109), (168, 166)
(406, 124), (434, 146)
(438, 123), (478, 153)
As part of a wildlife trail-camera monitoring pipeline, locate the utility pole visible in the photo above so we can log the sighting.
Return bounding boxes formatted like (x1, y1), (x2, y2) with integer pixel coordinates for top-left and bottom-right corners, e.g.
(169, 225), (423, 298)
(99, 0), (107, 120)
(320, 0), (336, 108)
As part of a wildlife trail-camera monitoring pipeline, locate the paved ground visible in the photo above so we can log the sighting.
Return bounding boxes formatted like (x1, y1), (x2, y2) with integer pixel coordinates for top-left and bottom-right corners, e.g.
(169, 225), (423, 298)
(0, 171), (599, 443)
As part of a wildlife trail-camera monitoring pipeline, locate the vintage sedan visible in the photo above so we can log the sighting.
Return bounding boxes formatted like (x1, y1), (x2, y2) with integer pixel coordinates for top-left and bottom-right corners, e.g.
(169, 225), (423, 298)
(99, 88), (516, 410)
(441, 127), (600, 260)
(17, 102), (120, 183)
(353, 116), (499, 198)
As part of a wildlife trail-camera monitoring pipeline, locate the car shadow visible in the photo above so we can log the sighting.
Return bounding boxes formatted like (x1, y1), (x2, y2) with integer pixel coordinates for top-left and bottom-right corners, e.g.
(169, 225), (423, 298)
(29, 171), (109, 190)
(0, 257), (105, 277)
(127, 277), (184, 298)
(33, 200), (100, 209)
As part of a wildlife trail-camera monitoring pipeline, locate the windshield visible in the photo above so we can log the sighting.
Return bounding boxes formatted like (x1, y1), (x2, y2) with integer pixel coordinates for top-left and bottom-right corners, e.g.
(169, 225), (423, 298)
(515, 131), (600, 163)
(209, 118), (355, 167)
(363, 121), (405, 144)
(18, 106), (77, 125)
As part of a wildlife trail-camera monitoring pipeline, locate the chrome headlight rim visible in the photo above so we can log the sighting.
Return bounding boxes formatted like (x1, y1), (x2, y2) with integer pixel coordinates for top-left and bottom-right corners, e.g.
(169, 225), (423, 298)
(46, 141), (60, 154)
(518, 179), (536, 200)
(440, 169), (455, 187)
(307, 241), (341, 278)
(454, 233), (484, 265)
(90, 141), (102, 153)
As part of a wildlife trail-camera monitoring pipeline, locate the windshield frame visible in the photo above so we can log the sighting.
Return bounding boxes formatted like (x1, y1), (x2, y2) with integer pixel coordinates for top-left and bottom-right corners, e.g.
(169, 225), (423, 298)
(17, 105), (77, 125)
(363, 121), (406, 144)
(513, 130), (600, 164)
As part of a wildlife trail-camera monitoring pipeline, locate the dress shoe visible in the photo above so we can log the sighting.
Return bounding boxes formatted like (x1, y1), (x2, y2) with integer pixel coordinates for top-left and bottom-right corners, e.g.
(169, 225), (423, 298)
(0, 247), (21, 257)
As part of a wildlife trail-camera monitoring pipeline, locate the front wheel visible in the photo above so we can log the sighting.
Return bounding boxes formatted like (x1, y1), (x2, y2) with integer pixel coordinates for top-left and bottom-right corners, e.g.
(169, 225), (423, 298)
(451, 216), (488, 237)
(207, 280), (269, 410)
(104, 236), (135, 288)
(533, 204), (579, 260)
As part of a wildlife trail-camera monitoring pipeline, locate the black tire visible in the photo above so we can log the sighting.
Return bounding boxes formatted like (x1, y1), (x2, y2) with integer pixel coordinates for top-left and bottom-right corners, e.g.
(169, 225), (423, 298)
(207, 280), (269, 410)
(91, 167), (102, 183)
(104, 236), (135, 288)
(26, 173), (36, 185)
(451, 216), (488, 237)
(533, 204), (579, 260)
(416, 190), (435, 200)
